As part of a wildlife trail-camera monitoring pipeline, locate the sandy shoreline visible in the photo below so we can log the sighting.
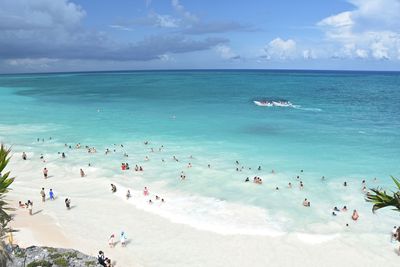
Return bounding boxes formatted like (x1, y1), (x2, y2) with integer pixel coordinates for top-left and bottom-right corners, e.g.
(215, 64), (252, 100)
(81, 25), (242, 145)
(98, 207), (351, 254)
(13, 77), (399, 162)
(6, 151), (400, 267)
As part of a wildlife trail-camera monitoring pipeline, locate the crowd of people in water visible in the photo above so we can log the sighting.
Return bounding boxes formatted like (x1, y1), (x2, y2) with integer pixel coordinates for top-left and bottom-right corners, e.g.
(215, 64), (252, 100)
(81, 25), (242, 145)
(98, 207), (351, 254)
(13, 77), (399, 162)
(11, 135), (400, 264)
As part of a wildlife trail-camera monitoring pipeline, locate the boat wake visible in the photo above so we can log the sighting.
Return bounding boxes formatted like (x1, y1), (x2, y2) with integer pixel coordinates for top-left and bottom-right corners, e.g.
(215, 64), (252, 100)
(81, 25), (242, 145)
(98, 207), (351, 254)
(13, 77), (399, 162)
(253, 100), (294, 107)
(253, 99), (321, 112)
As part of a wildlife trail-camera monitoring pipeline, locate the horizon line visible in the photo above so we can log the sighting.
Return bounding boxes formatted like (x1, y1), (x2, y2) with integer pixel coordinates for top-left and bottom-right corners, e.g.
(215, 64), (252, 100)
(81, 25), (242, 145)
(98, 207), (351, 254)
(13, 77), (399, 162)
(1, 67), (400, 76)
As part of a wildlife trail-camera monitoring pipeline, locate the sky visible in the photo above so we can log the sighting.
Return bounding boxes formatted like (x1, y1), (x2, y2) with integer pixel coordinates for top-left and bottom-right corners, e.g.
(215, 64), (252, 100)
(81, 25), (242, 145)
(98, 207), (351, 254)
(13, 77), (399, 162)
(1, 0), (400, 73)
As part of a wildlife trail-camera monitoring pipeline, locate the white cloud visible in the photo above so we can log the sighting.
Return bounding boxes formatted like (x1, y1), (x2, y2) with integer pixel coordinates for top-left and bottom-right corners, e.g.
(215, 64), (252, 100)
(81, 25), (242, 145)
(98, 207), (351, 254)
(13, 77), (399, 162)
(355, 48), (368, 58)
(171, 0), (198, 22)
(6, 58), (59, 69)
(0, 0), (85, 31)
(0, 0), (228, 66)
(263, 38), (296, 60)
(215, 45), (240, 60)
(318, 0), (400, 60)
(302, 49), (316, 60)
(109, 24), (133, 31)
(153, 14), (180, 28)
(370, 41), (389, 60)
(318, 11), (354, 28)
(158, 54), (174, 61)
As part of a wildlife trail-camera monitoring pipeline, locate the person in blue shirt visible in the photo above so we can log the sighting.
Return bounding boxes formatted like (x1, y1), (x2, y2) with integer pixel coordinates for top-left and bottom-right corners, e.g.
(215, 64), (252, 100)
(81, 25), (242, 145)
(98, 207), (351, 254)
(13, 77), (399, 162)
(49, 189), (55, 200)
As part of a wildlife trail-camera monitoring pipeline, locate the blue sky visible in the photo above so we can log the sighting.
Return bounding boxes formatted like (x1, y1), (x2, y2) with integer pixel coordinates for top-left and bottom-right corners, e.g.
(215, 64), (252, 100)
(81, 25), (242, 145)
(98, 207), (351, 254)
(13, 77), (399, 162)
(0, 0), (400, 73)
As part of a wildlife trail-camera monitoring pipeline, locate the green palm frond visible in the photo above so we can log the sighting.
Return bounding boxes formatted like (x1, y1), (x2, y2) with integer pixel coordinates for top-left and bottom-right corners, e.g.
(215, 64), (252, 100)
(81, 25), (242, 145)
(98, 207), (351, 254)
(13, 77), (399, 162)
(0, 144), (15, 265)
(366, 177), (400, 213)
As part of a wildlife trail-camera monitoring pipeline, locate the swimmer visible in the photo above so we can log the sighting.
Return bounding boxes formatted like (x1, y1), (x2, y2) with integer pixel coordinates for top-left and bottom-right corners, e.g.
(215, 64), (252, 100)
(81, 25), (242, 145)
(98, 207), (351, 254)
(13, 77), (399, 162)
(111, 184), (117, 193)
(321, 176), (325, 181)
(143, 187), (149, 196)
(288, 182), (292, 188)
(22, 152), (27, 160)
(352, 210), (359, 221)
(303, 198), (310, 207)
(362, 186), (367, 193)
(258, 166), (261, 171)
(18, 201), (25, 208)
(332, 212), (337, 216)
(187, 163), (192, 168)
(126, 190), (131, 200)
(343, 181), (347, 187)
(334, 206), (340, 212)
(208, 164), (211, 168)
(299, 181), (304, 189)
(245, 177), (249, 182)
(61, 152), (66, 158)
(342, 206), (347, 212)
(149, 199), (153, 204)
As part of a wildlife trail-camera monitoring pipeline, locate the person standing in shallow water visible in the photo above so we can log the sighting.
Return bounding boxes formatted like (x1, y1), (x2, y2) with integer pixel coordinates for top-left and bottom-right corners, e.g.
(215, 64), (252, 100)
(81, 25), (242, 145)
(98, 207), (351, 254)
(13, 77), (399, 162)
(80, 168), (85, 177)
(40, 188), (46, 202)
(49, 189), (55, 200)
(28, 201), (33, 215)
(43, 168), (48, 179)
(65, 198), (71, 209)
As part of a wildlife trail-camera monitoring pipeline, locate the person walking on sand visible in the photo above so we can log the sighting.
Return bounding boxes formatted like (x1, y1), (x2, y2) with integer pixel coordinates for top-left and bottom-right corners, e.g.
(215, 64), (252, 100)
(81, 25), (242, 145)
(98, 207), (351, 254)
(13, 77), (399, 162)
(80, 168), (85, 177)
(108, 234), (115, 248)
(28, 201), (33, 215)
(65, 198), (71, 209)
(43, 168), (48, 179)
(40, 188), (46, 202)
(120, 231), (127, 247)
(49, 189), (55, 200)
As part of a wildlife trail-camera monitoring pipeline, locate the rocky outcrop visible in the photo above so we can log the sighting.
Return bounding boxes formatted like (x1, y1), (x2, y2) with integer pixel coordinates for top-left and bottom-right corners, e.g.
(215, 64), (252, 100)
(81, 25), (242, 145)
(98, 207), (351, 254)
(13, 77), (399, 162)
(8, 246), (102, 267)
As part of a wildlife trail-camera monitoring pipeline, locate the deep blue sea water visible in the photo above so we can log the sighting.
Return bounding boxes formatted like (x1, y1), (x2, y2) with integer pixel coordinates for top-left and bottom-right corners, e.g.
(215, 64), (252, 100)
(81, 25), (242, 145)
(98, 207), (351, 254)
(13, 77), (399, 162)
(1, 70), (399, 234)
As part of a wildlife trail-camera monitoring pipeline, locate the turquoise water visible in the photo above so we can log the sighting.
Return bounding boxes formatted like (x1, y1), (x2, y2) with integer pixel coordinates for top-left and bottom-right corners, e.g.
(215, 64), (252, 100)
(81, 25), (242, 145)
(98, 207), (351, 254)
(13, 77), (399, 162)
(1, 70), (399, 233)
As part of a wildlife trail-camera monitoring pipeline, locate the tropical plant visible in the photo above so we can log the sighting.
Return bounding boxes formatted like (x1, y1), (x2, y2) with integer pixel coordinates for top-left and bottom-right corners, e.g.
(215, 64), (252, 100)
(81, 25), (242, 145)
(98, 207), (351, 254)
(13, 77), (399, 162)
(366, 176), (400, 213)
(0, 144), (15, 266)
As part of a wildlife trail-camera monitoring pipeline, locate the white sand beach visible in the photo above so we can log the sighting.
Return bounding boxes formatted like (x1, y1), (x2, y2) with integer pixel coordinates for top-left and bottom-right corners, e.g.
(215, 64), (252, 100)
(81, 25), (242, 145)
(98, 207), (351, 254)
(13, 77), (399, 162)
(6, 149), (400, 267)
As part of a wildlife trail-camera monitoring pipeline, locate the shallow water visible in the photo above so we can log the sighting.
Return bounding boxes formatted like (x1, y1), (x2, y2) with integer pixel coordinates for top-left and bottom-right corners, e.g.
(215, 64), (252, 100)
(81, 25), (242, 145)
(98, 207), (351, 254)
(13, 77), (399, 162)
(1, 70), (399, 235)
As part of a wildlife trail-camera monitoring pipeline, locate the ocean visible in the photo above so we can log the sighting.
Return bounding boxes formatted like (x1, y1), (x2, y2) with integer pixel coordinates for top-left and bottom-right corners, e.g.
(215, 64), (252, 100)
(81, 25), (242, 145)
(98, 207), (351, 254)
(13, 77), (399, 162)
(1, 70), (399, 236)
